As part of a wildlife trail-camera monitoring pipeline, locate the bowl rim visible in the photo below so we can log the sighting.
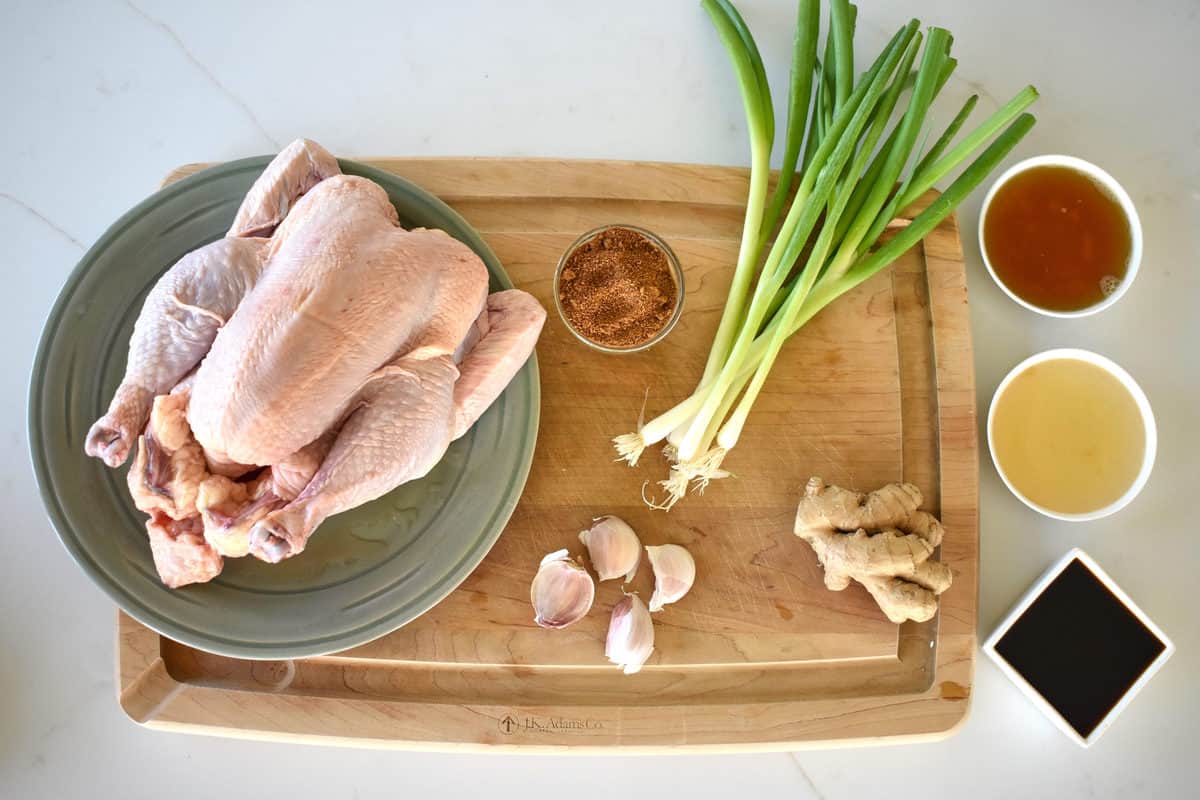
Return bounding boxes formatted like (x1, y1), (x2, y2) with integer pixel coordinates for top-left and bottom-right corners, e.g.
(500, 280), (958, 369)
(977, 154), (1143, 318)
(552, 223), (685, 354)
(985, 348), (1157, 522)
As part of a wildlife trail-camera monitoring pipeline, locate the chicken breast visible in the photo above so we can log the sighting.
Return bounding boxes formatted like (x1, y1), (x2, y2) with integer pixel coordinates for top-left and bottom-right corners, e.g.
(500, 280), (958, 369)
(187, 175), (489, 467)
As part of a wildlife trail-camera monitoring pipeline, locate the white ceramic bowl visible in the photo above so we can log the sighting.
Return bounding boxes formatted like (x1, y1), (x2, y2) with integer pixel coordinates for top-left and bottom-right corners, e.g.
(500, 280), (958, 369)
(986, 348), (1157, 522)
(983, 548), (1174, 748)
(978, 154), (1142, 318)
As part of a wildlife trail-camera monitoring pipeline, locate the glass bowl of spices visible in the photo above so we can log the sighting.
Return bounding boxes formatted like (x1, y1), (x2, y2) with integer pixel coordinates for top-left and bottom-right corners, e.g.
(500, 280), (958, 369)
(554, 224), (684, 353)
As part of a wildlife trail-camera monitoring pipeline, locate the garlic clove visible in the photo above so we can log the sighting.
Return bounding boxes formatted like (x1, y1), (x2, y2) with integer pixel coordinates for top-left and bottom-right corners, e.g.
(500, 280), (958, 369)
(605, 593), (654, 674)
(578, 515), (641, 582)
(531, 549), (595, 629)
(645, 544), (696, 612)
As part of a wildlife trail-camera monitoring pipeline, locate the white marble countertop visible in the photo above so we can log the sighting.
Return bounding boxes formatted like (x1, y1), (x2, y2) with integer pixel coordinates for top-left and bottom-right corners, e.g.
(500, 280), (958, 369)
(3, 0), (1197, 796)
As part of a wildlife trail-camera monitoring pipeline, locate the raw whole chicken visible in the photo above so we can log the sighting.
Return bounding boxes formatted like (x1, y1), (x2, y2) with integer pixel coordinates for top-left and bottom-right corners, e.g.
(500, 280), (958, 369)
(85, 139), (545, 587)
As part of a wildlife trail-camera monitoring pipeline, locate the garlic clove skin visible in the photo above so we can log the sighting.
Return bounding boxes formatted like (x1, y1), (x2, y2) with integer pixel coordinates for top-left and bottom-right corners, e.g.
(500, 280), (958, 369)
(531, 549), (595, 629)
(605, 593), (654, 674)
(645, 544), (696, 612)
(578, 515), (641, 582)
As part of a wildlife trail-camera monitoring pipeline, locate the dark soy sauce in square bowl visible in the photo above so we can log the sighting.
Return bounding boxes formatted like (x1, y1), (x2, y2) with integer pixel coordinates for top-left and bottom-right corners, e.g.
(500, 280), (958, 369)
(993, 558), (1166, 739)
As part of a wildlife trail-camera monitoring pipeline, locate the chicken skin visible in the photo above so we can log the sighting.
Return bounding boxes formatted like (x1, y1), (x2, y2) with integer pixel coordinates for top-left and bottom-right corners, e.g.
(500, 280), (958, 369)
(86, 140), (545, 586)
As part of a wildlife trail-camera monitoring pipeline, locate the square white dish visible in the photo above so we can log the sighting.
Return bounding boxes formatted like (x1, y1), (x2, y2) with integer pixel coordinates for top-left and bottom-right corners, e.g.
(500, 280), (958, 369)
(983, 548), (1174, 747)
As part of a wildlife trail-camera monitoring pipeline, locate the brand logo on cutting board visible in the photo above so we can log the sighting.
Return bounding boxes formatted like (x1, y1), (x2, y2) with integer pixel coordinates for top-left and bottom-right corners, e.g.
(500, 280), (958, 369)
(497, 713), (603, 735)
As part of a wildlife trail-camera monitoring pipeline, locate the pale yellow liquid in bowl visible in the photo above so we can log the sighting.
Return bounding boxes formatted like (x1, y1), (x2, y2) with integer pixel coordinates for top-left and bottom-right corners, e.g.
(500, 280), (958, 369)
(991, 358), (1146, 515)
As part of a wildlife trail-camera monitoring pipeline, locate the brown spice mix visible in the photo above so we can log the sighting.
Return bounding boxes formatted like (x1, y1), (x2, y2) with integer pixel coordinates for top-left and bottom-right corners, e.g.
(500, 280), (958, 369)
(558, 227), (678, 348)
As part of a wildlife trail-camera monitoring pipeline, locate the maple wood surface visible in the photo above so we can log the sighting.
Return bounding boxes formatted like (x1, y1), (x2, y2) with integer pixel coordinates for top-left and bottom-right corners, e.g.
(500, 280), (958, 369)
(116, 157), (979, 751)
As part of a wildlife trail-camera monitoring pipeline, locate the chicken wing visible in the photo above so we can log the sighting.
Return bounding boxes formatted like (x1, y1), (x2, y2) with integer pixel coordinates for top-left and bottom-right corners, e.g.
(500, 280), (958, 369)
(227, 137), (341, 238)
(84, 237), (267, 467)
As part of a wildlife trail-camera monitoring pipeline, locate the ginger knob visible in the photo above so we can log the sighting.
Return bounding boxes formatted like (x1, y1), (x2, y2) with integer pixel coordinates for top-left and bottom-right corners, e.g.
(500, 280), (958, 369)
(793, 477), (952, 624)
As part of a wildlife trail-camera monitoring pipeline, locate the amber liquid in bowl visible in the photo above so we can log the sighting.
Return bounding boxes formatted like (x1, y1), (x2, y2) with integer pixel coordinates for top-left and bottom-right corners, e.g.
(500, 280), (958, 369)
(983, 165), (1131, 311)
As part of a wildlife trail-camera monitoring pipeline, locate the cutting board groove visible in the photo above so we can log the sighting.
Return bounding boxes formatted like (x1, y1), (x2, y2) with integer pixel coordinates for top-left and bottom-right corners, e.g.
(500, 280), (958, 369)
(116, 157), (978, 751)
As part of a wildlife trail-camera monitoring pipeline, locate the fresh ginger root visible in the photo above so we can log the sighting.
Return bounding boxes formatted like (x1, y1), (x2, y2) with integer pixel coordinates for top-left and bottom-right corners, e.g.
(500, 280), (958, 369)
(794, 477), (952, 624)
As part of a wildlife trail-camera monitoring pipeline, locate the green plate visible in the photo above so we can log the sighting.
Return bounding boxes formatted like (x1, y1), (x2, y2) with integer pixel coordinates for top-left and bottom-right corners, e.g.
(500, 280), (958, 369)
(29, 157), (540, 659)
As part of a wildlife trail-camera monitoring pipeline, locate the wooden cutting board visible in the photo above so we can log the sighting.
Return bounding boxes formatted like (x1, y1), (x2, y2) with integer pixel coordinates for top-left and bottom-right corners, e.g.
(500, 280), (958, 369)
(117, 157), (978, 751)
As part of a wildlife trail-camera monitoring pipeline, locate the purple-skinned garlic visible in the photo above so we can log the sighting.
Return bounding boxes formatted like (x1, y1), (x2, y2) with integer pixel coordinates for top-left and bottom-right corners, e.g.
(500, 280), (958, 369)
(605, 593), (654, 674)
(578, 516), (641, 582)
(531, 549), (595, 629)
(645, 544), (696, 612)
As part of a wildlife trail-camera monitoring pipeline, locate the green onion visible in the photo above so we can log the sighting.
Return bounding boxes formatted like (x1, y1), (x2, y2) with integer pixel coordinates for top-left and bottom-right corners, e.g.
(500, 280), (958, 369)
(673, 21), (917, 462)
(614, 1), (1037, 507)
(896, 85), (1039, 212)
(828, 0), (854, 112)
(693, 0), (776, 387)
(758, 0), (819, 251)
(911, 93), (978, 180)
